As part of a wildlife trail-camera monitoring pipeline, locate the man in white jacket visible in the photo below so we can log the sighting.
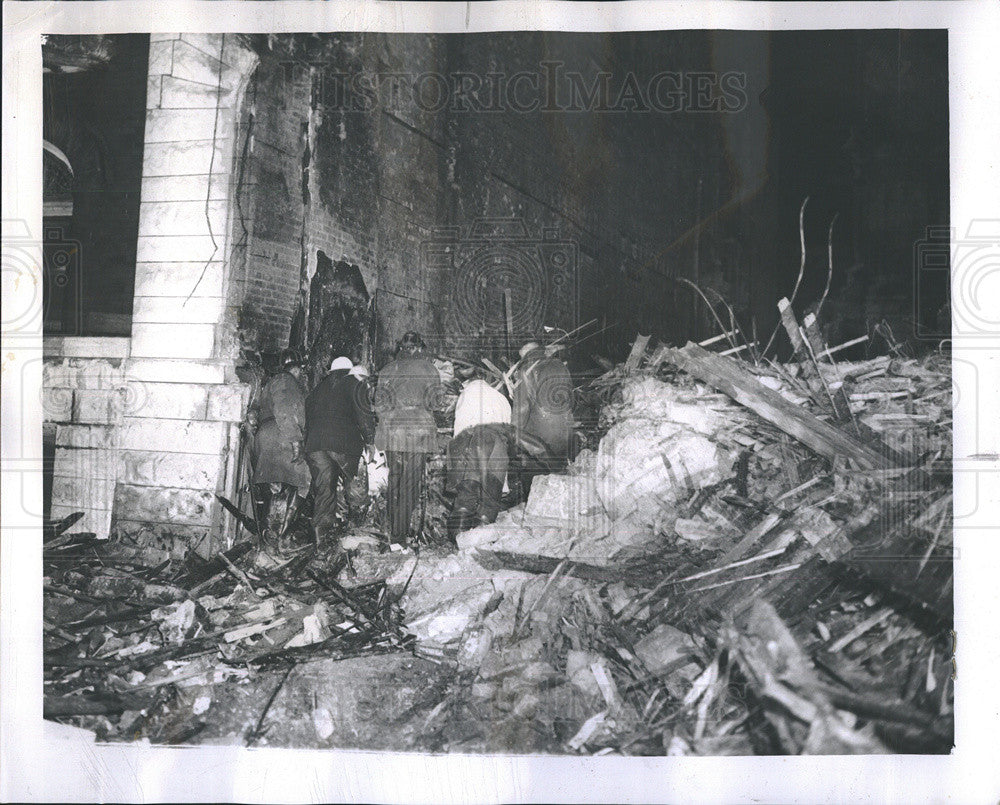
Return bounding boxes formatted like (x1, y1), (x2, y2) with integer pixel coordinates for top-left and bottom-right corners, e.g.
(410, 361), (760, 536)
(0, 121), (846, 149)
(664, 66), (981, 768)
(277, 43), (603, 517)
(446, 370), (513, 537)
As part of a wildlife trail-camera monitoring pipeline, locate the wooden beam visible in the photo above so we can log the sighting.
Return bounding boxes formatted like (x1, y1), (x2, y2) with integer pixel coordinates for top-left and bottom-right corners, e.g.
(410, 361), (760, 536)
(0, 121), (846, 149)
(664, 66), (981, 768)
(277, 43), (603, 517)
(624, 333), (651, 371)
(660, 342), (894, 471)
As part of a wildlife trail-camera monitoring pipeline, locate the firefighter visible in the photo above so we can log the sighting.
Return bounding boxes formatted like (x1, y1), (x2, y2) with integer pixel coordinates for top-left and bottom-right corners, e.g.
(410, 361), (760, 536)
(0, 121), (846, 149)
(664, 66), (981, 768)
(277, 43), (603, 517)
(446, 368), (513, 537)
(511, 340), (575, 495)
(247, 348), (311, 539)
(304, 356), (376, 546)
(374, 332), (441, 546)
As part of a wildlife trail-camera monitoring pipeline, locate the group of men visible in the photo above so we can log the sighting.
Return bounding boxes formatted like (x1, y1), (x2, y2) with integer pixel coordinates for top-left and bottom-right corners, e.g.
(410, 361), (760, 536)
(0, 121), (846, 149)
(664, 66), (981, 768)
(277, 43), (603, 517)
(247, 331), (575, 550)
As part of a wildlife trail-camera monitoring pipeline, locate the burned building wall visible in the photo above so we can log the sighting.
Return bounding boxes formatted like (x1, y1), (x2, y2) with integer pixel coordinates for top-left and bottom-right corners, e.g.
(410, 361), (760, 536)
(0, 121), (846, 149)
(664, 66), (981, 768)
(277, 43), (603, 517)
(235, 32), (751, 365)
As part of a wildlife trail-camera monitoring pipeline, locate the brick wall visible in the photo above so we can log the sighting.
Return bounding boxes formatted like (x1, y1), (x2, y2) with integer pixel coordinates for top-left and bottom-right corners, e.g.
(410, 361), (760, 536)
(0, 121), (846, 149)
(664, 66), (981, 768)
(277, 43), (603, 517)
(232, 33), (755, 364)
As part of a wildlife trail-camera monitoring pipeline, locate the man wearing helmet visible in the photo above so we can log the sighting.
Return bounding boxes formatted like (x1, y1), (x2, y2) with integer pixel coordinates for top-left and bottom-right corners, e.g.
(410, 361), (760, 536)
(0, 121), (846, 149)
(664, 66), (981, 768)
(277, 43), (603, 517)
(304, 356), (376, 546)
(247, 349), (311, 540)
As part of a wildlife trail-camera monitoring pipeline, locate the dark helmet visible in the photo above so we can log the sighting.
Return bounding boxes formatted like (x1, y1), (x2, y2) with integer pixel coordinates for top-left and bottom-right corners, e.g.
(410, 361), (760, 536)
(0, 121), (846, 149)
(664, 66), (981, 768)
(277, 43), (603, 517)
(397, 331), (426, 355)
(280, 348), (304, 368)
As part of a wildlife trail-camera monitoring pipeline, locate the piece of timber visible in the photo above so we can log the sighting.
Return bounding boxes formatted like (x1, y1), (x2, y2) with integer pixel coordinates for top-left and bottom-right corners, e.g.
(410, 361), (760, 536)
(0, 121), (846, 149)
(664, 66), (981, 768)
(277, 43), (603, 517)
(474, 549), (657, 585)
(660, 342), (894, 471)
(624, 333), (652, 371)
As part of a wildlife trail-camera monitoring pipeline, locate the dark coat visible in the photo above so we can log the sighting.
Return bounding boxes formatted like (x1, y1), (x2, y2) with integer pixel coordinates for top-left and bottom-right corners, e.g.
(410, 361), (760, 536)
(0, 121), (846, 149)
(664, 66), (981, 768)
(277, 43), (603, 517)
(512, 350), (574, 460)
(251, 372), (312, 489)
(373, 352), (441, 453)
(304, 369), (376, 456)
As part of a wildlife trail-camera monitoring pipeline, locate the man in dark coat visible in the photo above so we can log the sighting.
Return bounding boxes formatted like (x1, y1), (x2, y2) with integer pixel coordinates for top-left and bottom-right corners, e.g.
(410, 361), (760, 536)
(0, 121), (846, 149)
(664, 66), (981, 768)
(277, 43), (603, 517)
(374, 332), (441, 546)
(511, 341), (575, 495)
(305, 356), (376, 544)
(248, 349), (312, 537)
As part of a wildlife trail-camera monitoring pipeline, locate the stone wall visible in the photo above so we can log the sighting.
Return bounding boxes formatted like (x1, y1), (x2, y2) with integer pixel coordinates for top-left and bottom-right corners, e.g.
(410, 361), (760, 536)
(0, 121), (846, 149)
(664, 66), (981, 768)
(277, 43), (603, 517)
(45, 34), (260, 557)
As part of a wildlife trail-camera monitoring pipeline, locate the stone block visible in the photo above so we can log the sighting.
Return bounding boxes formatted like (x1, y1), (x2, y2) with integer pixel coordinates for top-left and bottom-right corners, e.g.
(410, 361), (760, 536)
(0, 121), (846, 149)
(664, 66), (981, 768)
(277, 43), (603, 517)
(47, 505), (112, 538)
(144, 108), (233, 144)
(178, 33), (225, 60)
(136, 235), (224, 265)
(131, 296), (225, 326)
(53, 447), (118, 481)
(72, 389), (123, 424)
(172, 38), (243, 88)
(140, 174), (231, 203)
(42, 387), (73, 423)
(142, 140), (231, 179)
(51, 476), (117, 512)
(125, 358), (227, 385)
(120, 417), (227, 454)
(44, 357), (125, 390)
(159, 75), (235, 109)
(147, 74), (162, 108)
(114, 483), (216, 526)
(124, 381), (209, 420)
(133, 262), (226, 299)
(138, 199), (229, 242)
(525, 473), (605, 530)
(633, 624), (698, 676)
(205, 384), (248, 422)
(55, 424), (117, 450)
(131, 322), (215, 360)
(114, 520), (213, 557)
(147, 39), (175, 76)
(43, 337), (130, 359)
(118, 450), (224, 489)
(149, 33), (181, 43)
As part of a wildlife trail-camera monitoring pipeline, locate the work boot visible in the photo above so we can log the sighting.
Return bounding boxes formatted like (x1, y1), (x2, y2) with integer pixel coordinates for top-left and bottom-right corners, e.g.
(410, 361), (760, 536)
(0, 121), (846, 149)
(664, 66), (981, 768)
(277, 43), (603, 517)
(446, 505), (477, 539)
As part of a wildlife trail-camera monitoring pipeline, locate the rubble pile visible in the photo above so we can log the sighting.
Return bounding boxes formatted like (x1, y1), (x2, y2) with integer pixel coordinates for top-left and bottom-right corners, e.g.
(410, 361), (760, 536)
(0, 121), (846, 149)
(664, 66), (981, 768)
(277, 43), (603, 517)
(41, 308), (954, 754)
(43, 524), (410, 743)
(390, 325), (954, 754)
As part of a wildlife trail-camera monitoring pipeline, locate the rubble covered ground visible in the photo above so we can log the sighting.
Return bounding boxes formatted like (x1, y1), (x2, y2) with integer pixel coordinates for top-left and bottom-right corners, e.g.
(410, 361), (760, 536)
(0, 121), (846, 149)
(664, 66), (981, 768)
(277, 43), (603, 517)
(43, 314), (954, 755)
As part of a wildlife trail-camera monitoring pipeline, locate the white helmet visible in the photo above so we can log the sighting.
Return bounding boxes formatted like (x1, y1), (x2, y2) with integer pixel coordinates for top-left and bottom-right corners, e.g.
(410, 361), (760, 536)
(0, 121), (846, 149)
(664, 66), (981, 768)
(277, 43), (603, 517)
(330, 356), (353, 371)
(519, 342), (541, 359)
(349, 365), (370, 379)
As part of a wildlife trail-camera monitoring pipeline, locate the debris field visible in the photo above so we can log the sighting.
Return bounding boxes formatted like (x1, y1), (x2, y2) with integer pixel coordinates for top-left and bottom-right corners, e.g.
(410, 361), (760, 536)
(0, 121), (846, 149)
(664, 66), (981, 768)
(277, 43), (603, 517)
(43, 304), (954, 755)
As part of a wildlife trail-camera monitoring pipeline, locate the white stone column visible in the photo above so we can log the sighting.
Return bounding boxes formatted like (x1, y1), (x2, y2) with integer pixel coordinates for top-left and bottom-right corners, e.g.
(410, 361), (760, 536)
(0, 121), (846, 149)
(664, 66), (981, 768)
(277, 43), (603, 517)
(116, 34), (259, 556)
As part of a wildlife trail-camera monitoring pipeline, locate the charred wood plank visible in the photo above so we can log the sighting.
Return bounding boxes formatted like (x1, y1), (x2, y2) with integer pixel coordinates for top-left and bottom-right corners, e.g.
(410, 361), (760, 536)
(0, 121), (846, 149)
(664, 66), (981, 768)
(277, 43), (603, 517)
(474, 549), (657, 585)
(660, 342), (894, 471)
